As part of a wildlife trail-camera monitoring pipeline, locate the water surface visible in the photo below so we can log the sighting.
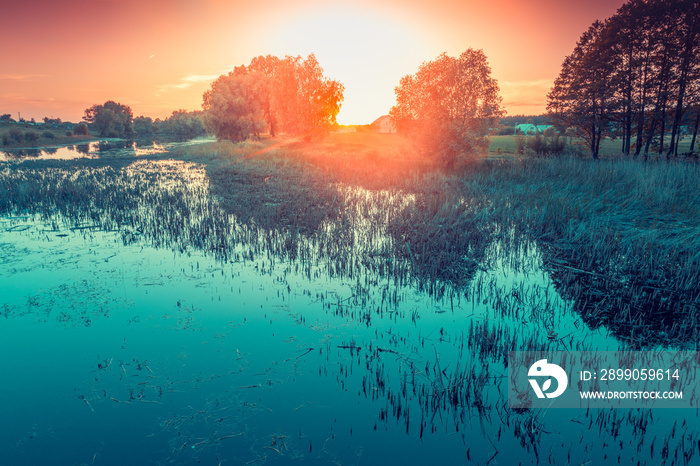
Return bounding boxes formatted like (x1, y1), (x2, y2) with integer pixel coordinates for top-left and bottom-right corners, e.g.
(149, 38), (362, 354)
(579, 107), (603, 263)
(0, 159), (697, 465)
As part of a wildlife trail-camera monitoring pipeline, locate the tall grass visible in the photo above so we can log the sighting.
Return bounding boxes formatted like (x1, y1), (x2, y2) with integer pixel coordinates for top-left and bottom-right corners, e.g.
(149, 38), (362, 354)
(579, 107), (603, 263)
(171, 138), (700, 346)
(450, 157), (700, 345)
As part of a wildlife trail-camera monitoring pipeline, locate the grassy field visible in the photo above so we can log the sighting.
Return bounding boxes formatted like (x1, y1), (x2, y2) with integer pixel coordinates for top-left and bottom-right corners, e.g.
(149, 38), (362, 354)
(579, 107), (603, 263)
(489, 134), (697, 157)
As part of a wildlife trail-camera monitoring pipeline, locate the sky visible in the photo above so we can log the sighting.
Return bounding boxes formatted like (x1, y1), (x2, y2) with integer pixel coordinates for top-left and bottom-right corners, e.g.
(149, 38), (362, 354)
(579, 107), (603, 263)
(0, 0), (626, 125)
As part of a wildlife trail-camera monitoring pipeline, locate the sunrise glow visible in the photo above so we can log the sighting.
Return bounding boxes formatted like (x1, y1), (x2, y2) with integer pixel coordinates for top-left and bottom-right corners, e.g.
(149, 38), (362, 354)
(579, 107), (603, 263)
(1, 0), (625, 124)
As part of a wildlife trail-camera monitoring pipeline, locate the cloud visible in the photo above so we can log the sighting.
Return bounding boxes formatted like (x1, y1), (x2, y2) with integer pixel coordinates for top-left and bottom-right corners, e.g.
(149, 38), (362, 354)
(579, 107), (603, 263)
(156, 73), (221, 94)
(0, 74), (51, 81)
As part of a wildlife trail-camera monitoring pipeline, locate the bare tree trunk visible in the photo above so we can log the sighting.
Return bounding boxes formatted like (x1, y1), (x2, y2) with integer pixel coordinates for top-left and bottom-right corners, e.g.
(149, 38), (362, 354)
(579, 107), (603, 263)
(690, 110), (700, 154)
(667, 1), (698, 158)
(659, 92), (667, 156)
(634, 55), (650, 158)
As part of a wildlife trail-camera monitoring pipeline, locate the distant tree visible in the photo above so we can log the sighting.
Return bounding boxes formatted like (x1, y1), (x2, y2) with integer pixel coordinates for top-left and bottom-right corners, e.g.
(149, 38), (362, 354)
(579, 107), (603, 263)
(390, 48), (504, 166)
(133, 116), (154, 137)
(73, 122), (89, 136)
(83, 101), (134, 138)
(203, 54), (344, 141)
(24, 130), (38, 143)
(0, 114), (13, 122)
(162, 110), (206, 139)
(43, 117), (62, 126)
(497, 126), (516, 136)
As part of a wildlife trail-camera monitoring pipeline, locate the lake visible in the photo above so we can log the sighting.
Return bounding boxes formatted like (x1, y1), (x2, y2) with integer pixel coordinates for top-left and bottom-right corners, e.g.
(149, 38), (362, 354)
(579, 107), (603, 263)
(0, 138), (213, 162)
(0, 157), (697, 465)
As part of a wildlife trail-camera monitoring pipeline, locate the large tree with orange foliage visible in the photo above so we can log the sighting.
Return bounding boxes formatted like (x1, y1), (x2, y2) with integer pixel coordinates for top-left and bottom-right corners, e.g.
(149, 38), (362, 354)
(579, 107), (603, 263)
(390, 48), (503, 166)
(203, 54), (344, 142)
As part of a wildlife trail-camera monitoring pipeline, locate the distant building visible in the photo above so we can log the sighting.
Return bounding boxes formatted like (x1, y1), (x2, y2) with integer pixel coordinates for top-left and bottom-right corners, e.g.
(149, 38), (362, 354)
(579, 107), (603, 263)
(371, 115), (396, 133)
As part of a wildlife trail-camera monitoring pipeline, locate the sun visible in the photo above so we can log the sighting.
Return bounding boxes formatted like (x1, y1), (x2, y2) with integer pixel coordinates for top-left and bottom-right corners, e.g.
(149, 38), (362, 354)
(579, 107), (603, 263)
(263, 6), (434, 125)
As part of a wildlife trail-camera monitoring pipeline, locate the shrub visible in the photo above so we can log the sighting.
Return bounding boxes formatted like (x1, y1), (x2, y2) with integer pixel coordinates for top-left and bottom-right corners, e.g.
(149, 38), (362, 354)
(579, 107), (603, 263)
(66, 131), (74, 137)
(9, 127), (24, 142)
(497, 126), (515, 136)
(73, 122), (89, 136)
(522, 133), (568, 157)
(24, 131), (39, 143)
(41, 130), (55, 139)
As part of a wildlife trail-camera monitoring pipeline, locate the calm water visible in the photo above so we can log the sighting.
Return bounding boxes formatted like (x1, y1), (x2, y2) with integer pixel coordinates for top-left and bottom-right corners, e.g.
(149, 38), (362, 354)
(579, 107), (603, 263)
(0, 138), (213, 161)
(0, 159), (697, 465)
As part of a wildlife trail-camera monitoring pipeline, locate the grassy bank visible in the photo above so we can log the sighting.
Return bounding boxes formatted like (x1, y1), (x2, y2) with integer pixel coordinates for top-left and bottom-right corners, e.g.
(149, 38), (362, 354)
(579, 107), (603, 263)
(0, 123), (97, 149)
(489, 134), (697, 157)
(172, 134), (700, 346)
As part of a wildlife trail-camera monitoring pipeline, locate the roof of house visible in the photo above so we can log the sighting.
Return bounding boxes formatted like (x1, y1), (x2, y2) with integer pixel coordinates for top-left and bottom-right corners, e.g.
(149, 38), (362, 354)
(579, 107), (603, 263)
(372, 115), (392, 125)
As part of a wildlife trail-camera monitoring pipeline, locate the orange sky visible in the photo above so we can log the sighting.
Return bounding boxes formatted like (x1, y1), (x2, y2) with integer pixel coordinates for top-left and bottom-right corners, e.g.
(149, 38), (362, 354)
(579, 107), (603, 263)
(0, 0), (625, 125)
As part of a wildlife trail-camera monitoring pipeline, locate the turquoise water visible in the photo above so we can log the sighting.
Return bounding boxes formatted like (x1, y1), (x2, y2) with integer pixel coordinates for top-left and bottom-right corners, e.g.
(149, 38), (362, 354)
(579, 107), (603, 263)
(1, 159), (697, 465)
(0, 138), (212, 161)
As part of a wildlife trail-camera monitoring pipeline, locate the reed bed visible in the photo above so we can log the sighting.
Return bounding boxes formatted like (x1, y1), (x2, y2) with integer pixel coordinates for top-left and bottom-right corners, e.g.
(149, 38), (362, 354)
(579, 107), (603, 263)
(453, 157), (700, 347)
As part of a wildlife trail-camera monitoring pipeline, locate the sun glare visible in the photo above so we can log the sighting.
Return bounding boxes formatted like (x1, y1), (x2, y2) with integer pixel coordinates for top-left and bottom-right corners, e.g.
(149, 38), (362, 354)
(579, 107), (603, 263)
(264, 7), (434, 125)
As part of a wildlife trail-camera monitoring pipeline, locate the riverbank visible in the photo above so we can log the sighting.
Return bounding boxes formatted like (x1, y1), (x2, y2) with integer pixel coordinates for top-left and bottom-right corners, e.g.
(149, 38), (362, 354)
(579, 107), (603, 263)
(172, 132), (700, 347)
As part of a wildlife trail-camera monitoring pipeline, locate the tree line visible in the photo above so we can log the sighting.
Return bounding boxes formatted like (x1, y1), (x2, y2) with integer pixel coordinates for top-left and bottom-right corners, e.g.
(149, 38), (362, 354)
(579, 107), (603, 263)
(83, 101), (206, 140)
(548, 0), (700, 159)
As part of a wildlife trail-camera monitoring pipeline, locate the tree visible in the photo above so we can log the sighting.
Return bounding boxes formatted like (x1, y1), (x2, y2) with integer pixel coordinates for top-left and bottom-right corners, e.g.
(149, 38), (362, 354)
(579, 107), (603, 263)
(202, 54), (344, 142)
(162, 110), (206, 139)
(270, 55), (345, 139)
(548, 0), (700, 159)
(548, 21), (618, 159)
(203, 72), (268, 141)
(43, 117), (62, 126)
(133, 116), (154, 137)
(83, 101), (134, 138)
(389, 49), (503, 166)
(73, 122), (89, 136)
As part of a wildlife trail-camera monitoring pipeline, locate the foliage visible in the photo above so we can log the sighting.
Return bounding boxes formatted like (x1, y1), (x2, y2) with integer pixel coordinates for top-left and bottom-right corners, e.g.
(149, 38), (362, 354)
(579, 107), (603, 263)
(83, 100), (134, 138)
(23, 131), (39, 143)
(389, 48), (504, 166)
(133, 116), (154, 137)
(73, 122), (89, 136)
(161, 110), (206, 139)
(202, 72), (268, 141)
(203, 54), (344, 142)
(499, 115), (551, 126)
(497, 126), (515, 136)
(43, 117), (62, 126)
(8, 127), (24, 143)
(548, 0), (700, 158)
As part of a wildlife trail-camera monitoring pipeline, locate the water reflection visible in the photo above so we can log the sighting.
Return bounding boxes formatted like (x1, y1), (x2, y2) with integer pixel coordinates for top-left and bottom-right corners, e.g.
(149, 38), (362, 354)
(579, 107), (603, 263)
(0, 137), (212, 161)
(0, 159), (698, 465)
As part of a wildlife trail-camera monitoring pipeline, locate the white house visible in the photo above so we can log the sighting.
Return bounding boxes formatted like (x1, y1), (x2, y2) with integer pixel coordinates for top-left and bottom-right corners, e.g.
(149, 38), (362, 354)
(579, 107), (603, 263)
(371, 115), (396, 133)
